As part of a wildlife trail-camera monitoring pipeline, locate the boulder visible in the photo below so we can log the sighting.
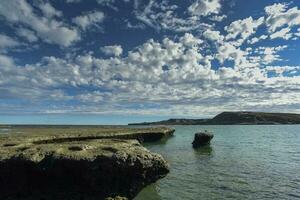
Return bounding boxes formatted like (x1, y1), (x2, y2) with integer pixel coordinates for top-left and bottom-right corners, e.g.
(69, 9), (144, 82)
(192, 132), (214, 148)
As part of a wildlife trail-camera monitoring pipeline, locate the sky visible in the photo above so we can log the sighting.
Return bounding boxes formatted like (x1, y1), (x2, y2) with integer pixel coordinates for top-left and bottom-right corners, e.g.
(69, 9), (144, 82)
(0, 0), (300, 124)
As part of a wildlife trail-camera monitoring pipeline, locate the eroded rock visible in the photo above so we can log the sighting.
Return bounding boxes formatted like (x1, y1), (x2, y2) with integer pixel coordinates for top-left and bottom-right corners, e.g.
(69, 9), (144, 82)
(192, 132), (214, 148)
(0, 126), (174, 200)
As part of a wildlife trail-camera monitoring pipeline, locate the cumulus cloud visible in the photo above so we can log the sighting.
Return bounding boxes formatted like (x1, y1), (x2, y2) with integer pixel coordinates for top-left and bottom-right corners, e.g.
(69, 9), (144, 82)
(38, 2), (62, 18)
(203, 29), (224, 42)
(255, 46), (288, 64)
(0, 0), (80, 47)
(265, 3), (300, 40)
(1, 1), (300, 116)
(270, 27), (292, 40)
(188, 0), (221, 17)
(73, 11), (105, 30)
(134, 0), (212, 32)
(248, 35), (268, 44)
(1, 32), (300, 115)
(225, 17), (264, 46)
(16, 28), (38, 42)
(100, 45), (123, 57)
(0, 54), (15, 69)
(0, 34), (19, 51)
(266, 65), (300, 77)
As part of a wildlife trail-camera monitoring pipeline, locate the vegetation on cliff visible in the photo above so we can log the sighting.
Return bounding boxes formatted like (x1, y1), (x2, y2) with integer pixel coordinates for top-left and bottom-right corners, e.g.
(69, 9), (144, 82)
(129, 112), (300, 125)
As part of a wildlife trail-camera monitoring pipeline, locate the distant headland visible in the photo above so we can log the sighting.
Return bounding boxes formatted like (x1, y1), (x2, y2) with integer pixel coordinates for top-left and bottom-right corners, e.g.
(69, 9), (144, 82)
(129, 112), (300, 125)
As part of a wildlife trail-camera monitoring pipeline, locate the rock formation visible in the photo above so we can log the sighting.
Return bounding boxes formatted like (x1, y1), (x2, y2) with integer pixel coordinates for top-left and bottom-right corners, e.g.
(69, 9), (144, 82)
(0, 126), (174, 200)
(192, 132), (214, 148)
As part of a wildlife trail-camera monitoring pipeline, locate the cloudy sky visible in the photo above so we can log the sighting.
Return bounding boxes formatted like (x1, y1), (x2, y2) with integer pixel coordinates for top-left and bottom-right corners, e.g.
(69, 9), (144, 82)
(0, 0), (300, 124)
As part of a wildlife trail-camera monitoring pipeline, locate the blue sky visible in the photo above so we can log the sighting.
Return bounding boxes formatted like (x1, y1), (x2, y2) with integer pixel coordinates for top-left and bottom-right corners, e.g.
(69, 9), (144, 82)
(0, 0), (300, 124)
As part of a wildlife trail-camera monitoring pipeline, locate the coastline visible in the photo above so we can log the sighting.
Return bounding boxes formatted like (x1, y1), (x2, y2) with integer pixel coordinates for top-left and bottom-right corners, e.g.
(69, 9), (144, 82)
(0, 126), (175, 200)
(129, 111), (300, 126)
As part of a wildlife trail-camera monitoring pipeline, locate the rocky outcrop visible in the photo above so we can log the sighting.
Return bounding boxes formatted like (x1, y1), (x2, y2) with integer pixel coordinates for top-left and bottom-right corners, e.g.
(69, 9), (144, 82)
(0, 126), (174, 200)
(192, 132), (214, 148)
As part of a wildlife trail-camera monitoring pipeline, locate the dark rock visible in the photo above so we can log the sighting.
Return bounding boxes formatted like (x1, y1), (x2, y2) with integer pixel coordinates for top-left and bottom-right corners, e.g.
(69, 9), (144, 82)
(0, 127), (173, 200)
(192, 132), (214, 148)
(208, 111), (300, 125)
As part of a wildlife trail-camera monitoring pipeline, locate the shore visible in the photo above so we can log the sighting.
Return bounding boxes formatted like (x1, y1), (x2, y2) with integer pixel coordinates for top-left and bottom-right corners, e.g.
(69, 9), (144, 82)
(0, 125), (175, 200)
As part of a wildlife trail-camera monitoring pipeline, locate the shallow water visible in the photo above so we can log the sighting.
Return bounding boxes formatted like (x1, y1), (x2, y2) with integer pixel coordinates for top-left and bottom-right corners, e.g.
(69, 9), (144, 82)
(0, 128), (11, 134)
(135, 125), (300, 200)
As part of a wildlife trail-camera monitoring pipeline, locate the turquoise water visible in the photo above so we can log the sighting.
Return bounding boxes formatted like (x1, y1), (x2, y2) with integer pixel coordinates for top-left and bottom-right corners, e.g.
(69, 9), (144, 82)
(135, 125), (300, 200)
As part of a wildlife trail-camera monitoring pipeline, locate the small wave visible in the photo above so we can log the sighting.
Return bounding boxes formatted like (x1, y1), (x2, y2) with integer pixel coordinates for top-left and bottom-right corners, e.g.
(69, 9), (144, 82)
(288, 193), (300, 198)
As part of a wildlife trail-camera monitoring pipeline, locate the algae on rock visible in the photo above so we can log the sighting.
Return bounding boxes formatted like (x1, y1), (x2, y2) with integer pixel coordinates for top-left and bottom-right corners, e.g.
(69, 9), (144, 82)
(0, 126), (174, 200)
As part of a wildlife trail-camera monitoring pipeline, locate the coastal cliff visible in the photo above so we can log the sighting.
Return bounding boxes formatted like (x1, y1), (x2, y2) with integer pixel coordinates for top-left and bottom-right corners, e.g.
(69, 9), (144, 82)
(129, 111), (300, 125)
(208, 112), (300, 125)
(0, 126), (175, 200)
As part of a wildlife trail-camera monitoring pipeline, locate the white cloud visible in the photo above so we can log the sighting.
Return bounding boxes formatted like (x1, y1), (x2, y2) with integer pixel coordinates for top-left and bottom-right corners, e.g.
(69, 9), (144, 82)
(295, 28), (300, 37)
(16, 28), (38, 42)
(216, 42), (248, 67)
(265, 3), (300, 33)
(270, 27), (292, 40)
(248, 35), (268, 44)
(0, 54), (15, 69)
(38, 2), (62, 18)
(73, 11), (105, 30)
(255, 46), (288, 64)
(180, 33), (203, 47)
(188, 0), (221, 17)
(225, 17), (264, 46)
(1, 33), (299, 116)
(134, 0), (212, 32)
(266, 65), (300, 76)
(210, 14), (227, 22)
(203, 29), (224, 43)
(0, 0), (80, 47)
(1, 1), (300, 115)
(100, 45), (123, 57)
(0, 34), (19, 50)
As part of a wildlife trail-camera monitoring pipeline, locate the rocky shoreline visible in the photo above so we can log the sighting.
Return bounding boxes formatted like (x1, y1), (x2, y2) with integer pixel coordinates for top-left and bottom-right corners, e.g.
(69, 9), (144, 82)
(0, 126), (175, 200)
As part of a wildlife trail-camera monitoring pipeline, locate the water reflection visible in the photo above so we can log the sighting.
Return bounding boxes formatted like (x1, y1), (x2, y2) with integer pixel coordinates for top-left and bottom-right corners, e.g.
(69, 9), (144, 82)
(136, 125), (300, 200)
(134, 184), (161, 200)
(193, 145), (213, 156)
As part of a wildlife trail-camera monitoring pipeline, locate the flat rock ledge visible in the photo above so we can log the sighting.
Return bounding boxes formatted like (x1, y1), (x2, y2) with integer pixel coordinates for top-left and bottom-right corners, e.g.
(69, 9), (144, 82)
(0, 126), (175, 200)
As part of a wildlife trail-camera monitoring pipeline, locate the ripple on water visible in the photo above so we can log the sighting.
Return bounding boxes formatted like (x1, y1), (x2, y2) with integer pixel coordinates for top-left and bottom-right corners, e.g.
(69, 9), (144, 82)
(135, 125), (300, 200)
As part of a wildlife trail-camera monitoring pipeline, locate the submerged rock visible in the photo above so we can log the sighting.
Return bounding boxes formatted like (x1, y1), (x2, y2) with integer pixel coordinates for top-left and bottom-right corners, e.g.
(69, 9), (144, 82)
(192, 132), (214, 148)
(0, 126), (173, 200)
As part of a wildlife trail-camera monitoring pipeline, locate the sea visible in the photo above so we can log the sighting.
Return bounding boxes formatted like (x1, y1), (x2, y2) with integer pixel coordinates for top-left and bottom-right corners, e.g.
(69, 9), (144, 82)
(135, 125), (300, 200)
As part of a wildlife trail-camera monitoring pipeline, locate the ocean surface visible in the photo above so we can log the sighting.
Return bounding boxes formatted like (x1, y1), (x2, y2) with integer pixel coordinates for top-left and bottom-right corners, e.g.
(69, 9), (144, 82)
(135, 125), (300, 200)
